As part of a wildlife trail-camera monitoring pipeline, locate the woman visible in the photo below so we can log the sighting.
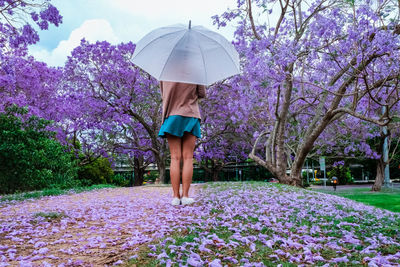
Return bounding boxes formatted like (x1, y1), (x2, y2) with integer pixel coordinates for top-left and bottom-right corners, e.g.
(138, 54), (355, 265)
(158, 81), (206, 206)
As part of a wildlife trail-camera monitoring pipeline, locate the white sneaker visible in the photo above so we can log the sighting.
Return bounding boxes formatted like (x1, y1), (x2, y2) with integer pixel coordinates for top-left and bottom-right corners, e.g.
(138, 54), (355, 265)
(171, 197), (181, 206)
(181, 197), (195, 205)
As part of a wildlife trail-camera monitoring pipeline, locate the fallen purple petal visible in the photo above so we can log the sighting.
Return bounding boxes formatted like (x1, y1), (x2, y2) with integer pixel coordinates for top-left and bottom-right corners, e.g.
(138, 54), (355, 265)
(0, 183), (399, 266)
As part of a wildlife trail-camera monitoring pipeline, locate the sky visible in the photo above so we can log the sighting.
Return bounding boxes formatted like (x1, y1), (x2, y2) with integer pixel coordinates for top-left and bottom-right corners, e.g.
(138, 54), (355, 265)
(28, 0), (239, 67)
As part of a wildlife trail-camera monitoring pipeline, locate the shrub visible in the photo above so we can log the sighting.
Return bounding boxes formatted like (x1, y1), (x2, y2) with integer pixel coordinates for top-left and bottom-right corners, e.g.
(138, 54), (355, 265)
(77, 157), (114, 185)
(301, 171), (311, 187)
(144, 170), (158, 183)
(111, 173), (130, 187)
(0, 105), (78, 194)
(328, 165), (353, 185)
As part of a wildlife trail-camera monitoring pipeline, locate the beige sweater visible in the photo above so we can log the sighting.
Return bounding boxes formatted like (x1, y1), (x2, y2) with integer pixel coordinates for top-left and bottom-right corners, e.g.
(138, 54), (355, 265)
(160, 81), (206, 123)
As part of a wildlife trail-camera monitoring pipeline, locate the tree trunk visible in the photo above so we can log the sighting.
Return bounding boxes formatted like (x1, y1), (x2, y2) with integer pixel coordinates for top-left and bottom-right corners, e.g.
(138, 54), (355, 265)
(289, 166), (304, 187)
(276, 173), (289, 184)
(156, 157), (166, 184)
(371, 159), (385, 191)
(197, 160), (212, 182)
(133, 157), (145, 186)
(211, 160), (219, 182)
(371, 132), (386, 192)
(212, 170), (219, 182)
(198, 160), (224, 182)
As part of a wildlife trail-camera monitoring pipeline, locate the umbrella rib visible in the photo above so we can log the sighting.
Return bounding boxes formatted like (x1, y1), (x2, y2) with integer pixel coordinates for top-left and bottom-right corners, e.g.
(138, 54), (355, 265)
(133, 29), (186, 62)
(193, 33), (207, 84)
(158, 31), (188, 81)
(195, 30), (240, 72)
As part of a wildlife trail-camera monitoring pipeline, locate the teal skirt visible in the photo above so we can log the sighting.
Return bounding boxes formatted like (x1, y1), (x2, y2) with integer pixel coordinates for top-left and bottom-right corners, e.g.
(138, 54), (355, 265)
(158, 115), (201, 138)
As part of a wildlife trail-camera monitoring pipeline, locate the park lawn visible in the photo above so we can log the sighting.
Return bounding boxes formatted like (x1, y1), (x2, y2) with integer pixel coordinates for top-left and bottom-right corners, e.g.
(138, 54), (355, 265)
(309, 187), (400, 213)
(126, 182), (400, 266)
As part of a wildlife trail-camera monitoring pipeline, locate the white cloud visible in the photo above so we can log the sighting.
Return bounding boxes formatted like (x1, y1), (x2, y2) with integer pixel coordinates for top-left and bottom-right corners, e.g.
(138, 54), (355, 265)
(29, 0), (242, 67)
(110, 0), (235, 22)
(108, 0), (237, 42)
(29, 19), (120, 67)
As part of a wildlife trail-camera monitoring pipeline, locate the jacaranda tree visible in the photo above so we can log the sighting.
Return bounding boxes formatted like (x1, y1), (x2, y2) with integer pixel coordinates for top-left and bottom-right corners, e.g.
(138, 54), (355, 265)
(0, 0), (63, 116)
(214, 0), (400, 186)
(0, 0), (65, 138)
(196, 82), (257, 180)
(63, 40), (169, 184)
(0, 0), (62, 56)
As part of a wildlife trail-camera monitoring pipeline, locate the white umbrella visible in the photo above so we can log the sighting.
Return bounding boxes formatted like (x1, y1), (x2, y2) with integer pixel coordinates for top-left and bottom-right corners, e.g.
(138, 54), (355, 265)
(132, 21), (240, 86)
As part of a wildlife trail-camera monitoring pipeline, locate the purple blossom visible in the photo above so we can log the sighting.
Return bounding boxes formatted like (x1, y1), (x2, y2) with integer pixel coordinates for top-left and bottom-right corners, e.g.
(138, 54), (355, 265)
(157, 252), (169, 259)
(187, 256), (203, 267)
(208, 259), (222, 267)
(332, 161), (345, 167)
(331, 256), (349, 263)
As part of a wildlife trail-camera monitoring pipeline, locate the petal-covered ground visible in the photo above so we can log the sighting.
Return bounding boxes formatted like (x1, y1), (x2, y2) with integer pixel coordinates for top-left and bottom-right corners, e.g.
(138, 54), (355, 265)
(0, 185), (201, 266)
(1, 182), (400, 266)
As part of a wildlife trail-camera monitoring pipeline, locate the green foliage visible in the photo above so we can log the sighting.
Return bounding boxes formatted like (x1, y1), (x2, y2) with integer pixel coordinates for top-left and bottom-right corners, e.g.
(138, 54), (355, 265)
(66, 137), (119, 186)
(144, 170), (158, 182)
(390, 142), (400, 181)
(0, 105), (79, 194)
(77, 157), (114, 185)
(33, 211), (67, 220)
(344, 0), (355, 6)
(111, 173), (130, 187)
(327, 165), (353, 185)
(301, 171), (311, 187)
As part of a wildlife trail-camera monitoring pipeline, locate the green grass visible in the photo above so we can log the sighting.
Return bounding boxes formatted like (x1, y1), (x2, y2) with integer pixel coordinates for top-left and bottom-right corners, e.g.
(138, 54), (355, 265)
(309, 186), (400, 213)
(33, 211), (66, 219)
(123, 182), (400, 266)
(125, 230), (300, 267)
(0, 184), (116, 203)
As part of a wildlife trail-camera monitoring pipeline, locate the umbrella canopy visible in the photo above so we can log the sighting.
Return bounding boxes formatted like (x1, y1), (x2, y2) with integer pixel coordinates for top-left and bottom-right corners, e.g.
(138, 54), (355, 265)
(132, 21), (240, 86)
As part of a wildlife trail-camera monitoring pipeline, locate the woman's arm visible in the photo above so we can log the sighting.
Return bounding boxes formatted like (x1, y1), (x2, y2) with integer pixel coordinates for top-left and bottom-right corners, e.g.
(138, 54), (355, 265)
(197, 85), (206, 98)
(160, 81), (164, 95)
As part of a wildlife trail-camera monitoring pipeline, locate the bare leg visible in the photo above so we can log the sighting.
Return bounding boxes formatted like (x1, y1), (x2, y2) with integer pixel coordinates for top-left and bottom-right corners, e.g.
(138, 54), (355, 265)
(181, 132), (197, 198)
(167, 134), (182, 198)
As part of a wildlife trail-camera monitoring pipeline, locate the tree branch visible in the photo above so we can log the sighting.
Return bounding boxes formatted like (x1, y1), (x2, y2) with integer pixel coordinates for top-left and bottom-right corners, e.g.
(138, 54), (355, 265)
(247, 0), (261, 40)
(332, 108), (389, 126)
(274, 0), (289, 37)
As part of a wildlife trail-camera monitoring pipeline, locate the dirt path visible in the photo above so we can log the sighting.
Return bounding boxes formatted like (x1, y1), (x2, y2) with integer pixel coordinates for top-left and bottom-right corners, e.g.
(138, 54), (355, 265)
(0, 185), (202, 266)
